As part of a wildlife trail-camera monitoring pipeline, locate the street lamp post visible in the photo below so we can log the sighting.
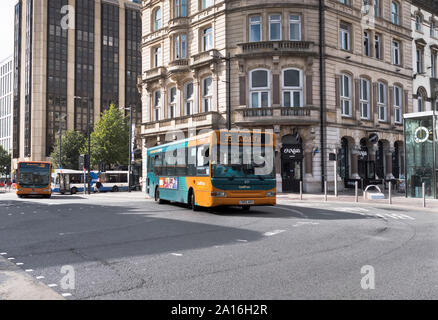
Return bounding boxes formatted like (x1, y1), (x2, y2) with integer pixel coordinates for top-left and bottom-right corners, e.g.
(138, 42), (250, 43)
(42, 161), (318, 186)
(74, 96), (92, 195)
(56, 113), (66, 169)
(125, 106), (134, 193)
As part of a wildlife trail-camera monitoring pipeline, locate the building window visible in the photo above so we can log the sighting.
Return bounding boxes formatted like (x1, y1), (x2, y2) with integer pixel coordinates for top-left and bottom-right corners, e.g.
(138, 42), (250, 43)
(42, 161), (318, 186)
(169, 87), (177, 119)
(340, 22), (350, 51)
(394, 85), (402, 123)
(416, 48), (423, 73)
(391, 1), (399, 25)
(289, 15), (301, 41)
(202, 26), (213, 51)
(431, 20), (436, 37)
(269, 14), (281, 41)
(174, 0), (187, 18)
(362, 0), (370, 14)
(340, 74), (352, 117)
(184, 82), (193, 115)
(202, 77), (212, 112)
(153, 46), (162, 67)
(201, 0), (213, 10)
(360, 78), (370, 119)
(282, 69), (302, 107)
(377, 82), (387, 121)
(374, 0), (380, 18)
(249, 16), (262, 42)
(250, 69), (270, 108)
(339, 0), (350, 5)
(375, 34), (381, 59)
(415, 15), (422, 32)
(153, 7), (162, 31)
(364, 31), (370, 56)
(174, 34), (187, 59)
(417, 91), (424, 112)
(153, 90), (161, 121)
(392, 40), (400, 65)
(432, 51), (437, 78)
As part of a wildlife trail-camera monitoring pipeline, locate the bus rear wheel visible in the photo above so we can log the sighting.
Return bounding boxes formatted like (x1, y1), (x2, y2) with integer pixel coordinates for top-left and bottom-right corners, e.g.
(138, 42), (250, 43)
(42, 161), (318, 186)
(71, 187), (77, 195)
(112, 186), (119, 192)
(155, 188), (165, 204)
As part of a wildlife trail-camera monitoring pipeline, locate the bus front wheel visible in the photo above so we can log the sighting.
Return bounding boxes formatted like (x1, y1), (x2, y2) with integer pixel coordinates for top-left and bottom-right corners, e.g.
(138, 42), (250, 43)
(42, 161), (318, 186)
(189, 191), (199, 212)
(112, 186), (119, 192)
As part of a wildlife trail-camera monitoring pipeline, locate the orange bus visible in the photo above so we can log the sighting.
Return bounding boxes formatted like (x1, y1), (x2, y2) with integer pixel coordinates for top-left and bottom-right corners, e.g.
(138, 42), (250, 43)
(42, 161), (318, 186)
(16, 161), (52, 198)
(146, 130), (276, 211)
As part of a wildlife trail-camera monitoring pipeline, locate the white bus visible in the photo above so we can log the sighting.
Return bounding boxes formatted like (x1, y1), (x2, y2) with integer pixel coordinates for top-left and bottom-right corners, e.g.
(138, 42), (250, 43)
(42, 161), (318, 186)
(52, 169), (99, 194)
(98, 171), (130, 192)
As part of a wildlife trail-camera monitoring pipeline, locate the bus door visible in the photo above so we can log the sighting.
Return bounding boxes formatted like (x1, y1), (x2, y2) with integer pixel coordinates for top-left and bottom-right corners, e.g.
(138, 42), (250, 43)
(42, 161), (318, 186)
(59, 174), (70, 194)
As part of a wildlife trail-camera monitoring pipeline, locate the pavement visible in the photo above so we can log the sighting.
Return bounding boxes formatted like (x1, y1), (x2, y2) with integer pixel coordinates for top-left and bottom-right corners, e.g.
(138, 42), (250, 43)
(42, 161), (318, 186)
(1, 191), (438, 299)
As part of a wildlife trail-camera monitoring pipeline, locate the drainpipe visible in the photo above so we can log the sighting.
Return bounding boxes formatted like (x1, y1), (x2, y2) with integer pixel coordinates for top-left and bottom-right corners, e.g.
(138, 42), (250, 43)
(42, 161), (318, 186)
(319, 0), (326, 192)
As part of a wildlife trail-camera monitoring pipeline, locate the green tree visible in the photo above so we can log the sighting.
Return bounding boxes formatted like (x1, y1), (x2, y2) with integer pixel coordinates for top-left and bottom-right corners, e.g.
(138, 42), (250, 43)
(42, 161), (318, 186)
(50, 130), (86, 169)
(84, 103), (129, 168)
(0, 145), (11, 176)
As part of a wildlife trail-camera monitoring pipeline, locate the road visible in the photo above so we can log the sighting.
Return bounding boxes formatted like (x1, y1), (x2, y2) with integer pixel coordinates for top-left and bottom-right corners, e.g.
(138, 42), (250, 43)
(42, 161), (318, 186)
(0, 192), (437, 299)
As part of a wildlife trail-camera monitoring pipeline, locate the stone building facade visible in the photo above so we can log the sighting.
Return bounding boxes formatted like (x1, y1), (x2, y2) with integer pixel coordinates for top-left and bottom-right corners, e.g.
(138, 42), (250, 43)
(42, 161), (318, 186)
(0, 55), (13, 155)
(12, 0), (142, 171)
(140, 0), (413, 193)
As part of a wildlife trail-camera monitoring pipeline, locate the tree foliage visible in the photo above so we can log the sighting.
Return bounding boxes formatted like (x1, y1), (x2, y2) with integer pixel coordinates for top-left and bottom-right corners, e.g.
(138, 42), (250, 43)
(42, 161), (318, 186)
(50, 130), (86, 169)
(84, 104), (129, 168)
(0, 145), (11, 176)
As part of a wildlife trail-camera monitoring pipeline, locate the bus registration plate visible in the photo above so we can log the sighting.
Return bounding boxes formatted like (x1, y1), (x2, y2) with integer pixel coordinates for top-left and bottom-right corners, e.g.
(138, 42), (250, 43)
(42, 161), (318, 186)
(239, 200), (254, 205)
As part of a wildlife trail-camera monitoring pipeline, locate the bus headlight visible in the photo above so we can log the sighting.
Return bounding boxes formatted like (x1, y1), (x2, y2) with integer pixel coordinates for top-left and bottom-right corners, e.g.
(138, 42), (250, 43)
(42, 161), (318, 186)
(211, 191), (226, 197)
(266, 192), (276, 197)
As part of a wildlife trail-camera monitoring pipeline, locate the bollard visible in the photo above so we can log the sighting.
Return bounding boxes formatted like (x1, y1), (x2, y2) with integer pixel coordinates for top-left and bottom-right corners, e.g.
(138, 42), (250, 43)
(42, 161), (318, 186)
(324, 181), (327, 202)
(355, 181), (358, 203)
(388, 181), (392, 205)
(300, 181), (303, 200)
(423, 182), (426, 208)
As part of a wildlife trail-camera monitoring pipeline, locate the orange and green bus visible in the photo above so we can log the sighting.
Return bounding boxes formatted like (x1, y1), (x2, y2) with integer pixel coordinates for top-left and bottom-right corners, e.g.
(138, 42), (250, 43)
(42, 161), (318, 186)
(16, 161), (52, 198)
(146, 130), (276, 211)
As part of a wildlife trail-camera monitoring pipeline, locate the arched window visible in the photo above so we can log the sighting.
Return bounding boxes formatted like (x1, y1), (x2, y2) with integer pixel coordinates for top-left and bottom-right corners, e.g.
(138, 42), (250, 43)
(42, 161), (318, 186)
(340, 74), (352, 116)
(391, 1), (400, 25)
(174, 33), (187, 59)
(415, 14), (422, 31)
(417, 89), (424, 112)
(168, 87), (177, 119)
(282, 68), (302, 107)
(184, 82), (194, 115)
(377, 82), (387, 121)
(153, 7), (162, 31)
(360, 78), (370, 119)
(153, 90), (161, 121)
(249, 69), (270, 108)
(394, 85), (403, 123)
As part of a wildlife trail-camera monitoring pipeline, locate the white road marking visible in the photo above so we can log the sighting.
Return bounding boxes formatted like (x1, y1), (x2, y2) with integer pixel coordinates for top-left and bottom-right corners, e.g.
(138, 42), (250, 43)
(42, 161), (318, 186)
(25, 269), (34, 272)
(236, 239), (248, 243)
(264, 230), (286, 237)
(0, 253), (7, 255)
(8, 214), (12, 216)
(16, 263), (24, 266)
(277, 206), (308, 218)
(36, 276), (45, 280)
(292, 222), (320, 227)
(48, 284), (58, 287)
(171, 253), (183, 256)
(62, 293), (72, 297)
(7, 257), (15, 260)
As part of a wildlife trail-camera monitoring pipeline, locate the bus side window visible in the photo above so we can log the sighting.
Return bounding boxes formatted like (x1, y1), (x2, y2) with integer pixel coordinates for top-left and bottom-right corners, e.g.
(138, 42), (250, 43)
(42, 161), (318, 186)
(187, 147), (197, 176)
(197, 145), (210, 176)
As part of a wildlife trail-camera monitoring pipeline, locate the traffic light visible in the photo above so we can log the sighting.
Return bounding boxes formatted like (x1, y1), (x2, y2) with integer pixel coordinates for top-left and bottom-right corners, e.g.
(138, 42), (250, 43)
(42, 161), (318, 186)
(79, 154), (90, 170)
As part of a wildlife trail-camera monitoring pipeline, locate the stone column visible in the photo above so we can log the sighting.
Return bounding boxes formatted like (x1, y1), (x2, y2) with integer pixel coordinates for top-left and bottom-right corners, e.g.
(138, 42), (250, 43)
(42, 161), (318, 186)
(350, 152), (360, 179)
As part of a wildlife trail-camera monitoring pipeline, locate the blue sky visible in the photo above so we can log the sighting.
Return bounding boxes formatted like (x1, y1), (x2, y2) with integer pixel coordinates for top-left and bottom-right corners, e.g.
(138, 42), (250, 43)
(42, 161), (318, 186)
(0, 0), (16, 62)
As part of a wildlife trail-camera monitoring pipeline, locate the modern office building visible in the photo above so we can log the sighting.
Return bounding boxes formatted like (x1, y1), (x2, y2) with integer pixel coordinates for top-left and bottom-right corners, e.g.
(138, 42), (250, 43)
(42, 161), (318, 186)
(140, 0), (413, 193)
(0, 55), (13, 155)
(12, 0), (142, 171)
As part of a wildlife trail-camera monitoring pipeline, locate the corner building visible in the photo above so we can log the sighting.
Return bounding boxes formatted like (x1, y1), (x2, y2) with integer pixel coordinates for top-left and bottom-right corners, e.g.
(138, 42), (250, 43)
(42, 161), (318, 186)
(140, 0), (413, 193)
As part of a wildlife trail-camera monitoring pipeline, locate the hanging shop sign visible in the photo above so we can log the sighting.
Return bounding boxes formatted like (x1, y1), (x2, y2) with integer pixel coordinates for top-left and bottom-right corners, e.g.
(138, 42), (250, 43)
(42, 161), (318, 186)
(281, 145), (303, 160)
(368, 133), (379, 144)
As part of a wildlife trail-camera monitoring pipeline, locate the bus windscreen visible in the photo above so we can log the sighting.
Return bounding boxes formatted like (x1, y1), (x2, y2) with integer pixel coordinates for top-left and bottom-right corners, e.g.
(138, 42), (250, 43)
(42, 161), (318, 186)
(18, 163), (51, 188)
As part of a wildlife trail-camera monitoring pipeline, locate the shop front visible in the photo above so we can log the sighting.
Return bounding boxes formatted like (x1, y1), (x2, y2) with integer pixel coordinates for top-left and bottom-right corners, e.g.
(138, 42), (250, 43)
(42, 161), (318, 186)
(404, 112), (437, 199)
(280, 135), (303, 193)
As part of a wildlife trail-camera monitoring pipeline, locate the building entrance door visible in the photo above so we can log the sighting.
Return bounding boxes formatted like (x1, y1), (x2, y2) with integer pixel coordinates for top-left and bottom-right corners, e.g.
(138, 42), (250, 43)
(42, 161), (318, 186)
(281, 143), (303, 193)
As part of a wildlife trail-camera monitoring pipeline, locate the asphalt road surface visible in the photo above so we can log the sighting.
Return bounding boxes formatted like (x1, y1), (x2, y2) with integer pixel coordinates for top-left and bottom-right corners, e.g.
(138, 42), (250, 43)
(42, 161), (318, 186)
(0, 192), (437, 299)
